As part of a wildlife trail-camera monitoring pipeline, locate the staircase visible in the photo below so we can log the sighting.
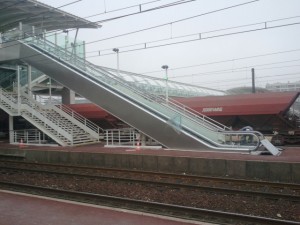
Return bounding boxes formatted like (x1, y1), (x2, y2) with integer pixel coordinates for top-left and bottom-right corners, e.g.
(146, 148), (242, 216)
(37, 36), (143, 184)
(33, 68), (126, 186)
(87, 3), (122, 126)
(0, 87), (103, 146)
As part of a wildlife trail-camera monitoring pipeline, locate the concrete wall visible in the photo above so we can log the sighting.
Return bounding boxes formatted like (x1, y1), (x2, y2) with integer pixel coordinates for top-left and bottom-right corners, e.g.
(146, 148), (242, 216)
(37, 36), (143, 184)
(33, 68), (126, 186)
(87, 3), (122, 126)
(1, 149), (299, 183)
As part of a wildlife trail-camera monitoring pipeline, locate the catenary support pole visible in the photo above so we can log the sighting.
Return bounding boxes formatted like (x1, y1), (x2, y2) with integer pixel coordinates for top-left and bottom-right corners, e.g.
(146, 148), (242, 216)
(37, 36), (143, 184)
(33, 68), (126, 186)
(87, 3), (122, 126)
(251, 68), (256, 94)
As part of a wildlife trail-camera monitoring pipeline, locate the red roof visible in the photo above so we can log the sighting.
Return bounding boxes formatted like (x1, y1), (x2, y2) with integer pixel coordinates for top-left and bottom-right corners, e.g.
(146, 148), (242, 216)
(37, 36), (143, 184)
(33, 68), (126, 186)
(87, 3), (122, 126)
(68, 104), (111, 119)
(68, 92), (300, 118)
(175, 91), (300, 116)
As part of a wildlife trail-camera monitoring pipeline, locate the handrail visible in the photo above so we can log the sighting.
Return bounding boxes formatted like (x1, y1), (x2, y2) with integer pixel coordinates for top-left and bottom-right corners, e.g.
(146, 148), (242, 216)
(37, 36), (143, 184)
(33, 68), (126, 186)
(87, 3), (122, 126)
(101, 66), (225, 97)
(21, 35), (263, 150)
(12, 129), (47, 145)
(22, 91), (103, 139)
(95, 66), (230, 131)
(0, 88), (72, 143)
(55, 104), (104, 133)
(26, 37), (229, 132)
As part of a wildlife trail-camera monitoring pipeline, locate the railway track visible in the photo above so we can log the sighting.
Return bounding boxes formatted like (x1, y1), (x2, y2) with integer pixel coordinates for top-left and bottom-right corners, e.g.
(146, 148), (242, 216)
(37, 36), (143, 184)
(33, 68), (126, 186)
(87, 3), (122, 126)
(1, 164), (299, 202)
(1, 159), (299, 195)
(0, 181), (298, 225)
(1, 159), (299, 223)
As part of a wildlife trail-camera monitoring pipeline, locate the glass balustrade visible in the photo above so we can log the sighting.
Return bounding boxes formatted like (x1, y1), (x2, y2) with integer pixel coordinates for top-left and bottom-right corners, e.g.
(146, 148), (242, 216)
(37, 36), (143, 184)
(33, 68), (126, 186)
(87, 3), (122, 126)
(18, 33), (260, 150)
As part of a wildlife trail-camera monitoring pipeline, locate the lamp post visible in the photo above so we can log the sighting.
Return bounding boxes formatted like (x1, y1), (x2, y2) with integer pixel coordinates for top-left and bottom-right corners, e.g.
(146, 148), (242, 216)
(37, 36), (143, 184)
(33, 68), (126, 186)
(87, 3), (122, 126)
(113, 48), (119, 76)
(162, 65), (169, 102)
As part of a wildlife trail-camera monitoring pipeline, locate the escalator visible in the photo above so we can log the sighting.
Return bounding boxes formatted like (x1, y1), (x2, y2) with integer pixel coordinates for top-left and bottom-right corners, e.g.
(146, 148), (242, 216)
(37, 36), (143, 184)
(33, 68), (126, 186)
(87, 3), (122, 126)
(0, 35), (279, 154)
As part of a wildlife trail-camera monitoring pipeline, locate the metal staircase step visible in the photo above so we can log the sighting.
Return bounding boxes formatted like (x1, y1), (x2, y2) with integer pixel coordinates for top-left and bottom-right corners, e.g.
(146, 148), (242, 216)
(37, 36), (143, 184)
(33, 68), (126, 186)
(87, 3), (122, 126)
(0, 87), (101, 146)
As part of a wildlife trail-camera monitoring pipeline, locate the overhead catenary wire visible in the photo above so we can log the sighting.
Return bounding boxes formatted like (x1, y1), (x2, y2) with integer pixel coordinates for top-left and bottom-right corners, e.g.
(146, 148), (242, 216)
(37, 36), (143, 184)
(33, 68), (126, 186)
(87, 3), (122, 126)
(2, 24), (300, 79)
(0, 1), (298, 93)
(0, 0), (197, 46)
(82, 0), (260, 47)
(86, 15), (300, 55)
(207, 71), (300, 85)
(86, 18), (300, 58)
(93, 0), (197, 24)
(142, 48), (300, 74)
(194, 71), (300, 88)
(86, 0), (193, 20)
(85, 0), (165, 18)
(0, 0), (262, 63)
(170, 60), (300, 79)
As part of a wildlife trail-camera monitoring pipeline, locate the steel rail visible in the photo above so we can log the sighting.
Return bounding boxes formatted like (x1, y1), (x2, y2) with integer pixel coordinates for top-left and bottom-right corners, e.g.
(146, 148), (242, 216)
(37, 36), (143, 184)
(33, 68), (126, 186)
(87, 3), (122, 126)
(1, 159), (299, 190)
(1, 165), (299, 202)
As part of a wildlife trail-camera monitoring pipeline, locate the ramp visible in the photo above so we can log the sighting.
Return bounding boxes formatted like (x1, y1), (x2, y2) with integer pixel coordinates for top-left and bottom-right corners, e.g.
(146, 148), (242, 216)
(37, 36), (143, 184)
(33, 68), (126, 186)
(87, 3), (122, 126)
(260, 139), (281, 156)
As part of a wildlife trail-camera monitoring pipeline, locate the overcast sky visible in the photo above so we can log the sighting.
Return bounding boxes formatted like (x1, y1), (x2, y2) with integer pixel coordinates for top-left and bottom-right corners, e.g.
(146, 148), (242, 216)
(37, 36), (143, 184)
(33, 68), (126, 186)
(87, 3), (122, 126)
(39, 0), (300, 91)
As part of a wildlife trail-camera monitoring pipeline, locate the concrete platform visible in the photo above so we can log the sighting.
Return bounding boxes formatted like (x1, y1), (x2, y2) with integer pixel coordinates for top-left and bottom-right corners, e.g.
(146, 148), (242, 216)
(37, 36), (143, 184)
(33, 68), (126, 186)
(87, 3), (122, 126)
(0, 142), (299, 183)
(0, 190), (211, 225)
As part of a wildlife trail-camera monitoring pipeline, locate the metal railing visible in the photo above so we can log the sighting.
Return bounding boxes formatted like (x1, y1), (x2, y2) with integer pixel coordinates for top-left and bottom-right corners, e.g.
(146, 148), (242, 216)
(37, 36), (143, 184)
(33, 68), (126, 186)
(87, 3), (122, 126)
(12, 129), (49, 145)
(20, 91), (102, 142)
(21, 34), (262, 150)
(0, 87), (102, 146)
(101, 66), (225, 97)
(25, 37), (228, 132)
(105, 128), (137, 146)
(55, 104), (103, 137)
(28, 92), (103, 139)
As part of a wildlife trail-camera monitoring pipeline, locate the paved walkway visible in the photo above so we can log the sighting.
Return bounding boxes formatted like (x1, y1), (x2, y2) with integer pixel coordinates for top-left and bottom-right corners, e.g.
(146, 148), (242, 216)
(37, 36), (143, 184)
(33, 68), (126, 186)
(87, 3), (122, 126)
(1, 141), (300, 162)
(0, 190), (212, 225)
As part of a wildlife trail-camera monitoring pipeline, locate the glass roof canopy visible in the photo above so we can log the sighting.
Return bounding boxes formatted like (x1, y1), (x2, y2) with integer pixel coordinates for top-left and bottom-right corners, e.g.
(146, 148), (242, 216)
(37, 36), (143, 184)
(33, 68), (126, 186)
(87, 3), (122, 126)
(0, 0), (100, 33)
(101, 66), (225, 97)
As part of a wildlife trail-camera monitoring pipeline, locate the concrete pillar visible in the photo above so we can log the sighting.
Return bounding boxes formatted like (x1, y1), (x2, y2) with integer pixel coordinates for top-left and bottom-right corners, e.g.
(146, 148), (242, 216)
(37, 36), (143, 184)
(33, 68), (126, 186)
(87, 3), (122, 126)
(9, 115), (14, 143)
(62, 87), (75, 104)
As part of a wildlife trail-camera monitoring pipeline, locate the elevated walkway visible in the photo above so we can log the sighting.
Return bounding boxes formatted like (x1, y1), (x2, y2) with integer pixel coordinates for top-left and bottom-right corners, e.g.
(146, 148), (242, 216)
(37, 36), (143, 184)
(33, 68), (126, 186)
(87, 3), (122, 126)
(0, 33), (279, 155)
(99, 66), (225, 97)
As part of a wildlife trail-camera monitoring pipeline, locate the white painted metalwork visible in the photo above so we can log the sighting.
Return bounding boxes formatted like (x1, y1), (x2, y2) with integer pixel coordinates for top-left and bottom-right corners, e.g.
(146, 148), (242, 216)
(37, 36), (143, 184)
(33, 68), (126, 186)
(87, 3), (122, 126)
(12, 129), (54, 146)
(105, 128), (137, 147)
(105, 128), (160, 148)
(102, 66), (225, 97)
(20, 35), (269, 152)
(0, 30), (281, 154)
(0, 87), (103, 146)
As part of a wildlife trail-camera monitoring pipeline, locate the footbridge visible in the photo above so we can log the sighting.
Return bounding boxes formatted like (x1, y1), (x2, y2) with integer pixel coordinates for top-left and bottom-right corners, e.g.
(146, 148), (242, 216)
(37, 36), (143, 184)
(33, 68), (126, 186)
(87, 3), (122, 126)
(0, 0), (279, 155)
(0, 33), (279, 155)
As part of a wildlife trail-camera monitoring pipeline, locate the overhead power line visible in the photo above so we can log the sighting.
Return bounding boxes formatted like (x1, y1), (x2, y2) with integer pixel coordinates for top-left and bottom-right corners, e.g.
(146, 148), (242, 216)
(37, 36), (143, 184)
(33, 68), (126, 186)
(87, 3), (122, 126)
(94, 0), (197, 24)
(170, 59), (300, 79)
(83, 0), (260, 47)
(0, 0), (197, 46)
(142, 48), (300, 74)
(86, 16), (300, 58)
(85, 0), (164, 18)
(194, 71), (300, 87)
(86, 0), (195, 23)
(0, 0), (261, 62)
(193, 72), (300, 90)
